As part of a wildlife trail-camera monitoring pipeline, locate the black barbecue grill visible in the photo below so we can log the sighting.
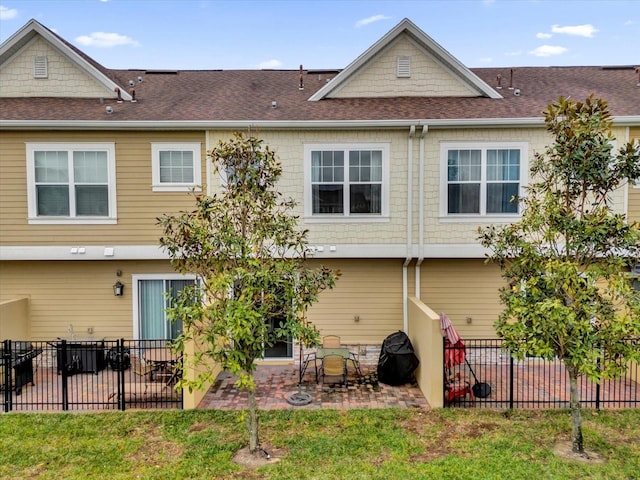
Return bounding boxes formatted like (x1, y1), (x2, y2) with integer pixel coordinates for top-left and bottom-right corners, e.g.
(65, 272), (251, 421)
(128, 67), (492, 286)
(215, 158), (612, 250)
(0, 342), (42, 395)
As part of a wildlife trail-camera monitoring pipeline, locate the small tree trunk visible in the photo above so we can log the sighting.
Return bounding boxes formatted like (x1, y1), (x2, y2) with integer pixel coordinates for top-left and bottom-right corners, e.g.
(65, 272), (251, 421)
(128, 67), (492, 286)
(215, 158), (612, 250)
(568, 367), (584, 454)
(247, 387), (259, 454)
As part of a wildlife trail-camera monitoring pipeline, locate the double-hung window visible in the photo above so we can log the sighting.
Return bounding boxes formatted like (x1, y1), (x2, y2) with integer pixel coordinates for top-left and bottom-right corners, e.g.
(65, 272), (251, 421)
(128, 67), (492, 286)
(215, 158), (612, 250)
(304, 143), (389, 220)
(151, 143), (202, 192)
(441, 142), (527, 219)
(26, 143), (116, 224)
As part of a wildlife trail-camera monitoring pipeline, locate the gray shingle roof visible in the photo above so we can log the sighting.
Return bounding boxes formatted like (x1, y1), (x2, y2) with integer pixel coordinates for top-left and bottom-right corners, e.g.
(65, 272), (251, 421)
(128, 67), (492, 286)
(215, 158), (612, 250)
(1, 66), (638, 125)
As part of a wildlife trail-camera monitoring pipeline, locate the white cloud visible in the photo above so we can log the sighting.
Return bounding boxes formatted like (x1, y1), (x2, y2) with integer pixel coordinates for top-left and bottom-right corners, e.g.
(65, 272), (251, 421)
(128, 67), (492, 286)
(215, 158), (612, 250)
(624, 20), (637, 26)
(75, 32), (139, 48)
(479, 57), (493, 64)
(257, 59), (283, 69)
(355, 15), (391, 28)
(529, 45), (568, 57)
(551, 24), (598, 38)
(536, 32), (552, 39)
(505, 50), (523, 57)
(0, 5), (18, 20)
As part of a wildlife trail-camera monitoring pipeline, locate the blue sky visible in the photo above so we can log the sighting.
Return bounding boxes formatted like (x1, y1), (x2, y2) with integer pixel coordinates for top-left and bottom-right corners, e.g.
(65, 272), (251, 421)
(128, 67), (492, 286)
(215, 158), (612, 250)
(0, 0), (638, 70)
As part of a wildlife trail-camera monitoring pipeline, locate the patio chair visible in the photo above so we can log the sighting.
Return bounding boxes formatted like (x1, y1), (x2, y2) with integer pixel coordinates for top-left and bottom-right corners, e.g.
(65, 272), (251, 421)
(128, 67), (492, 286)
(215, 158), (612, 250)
(444, 371), (475, 406)
(130, 355), (155, 381)
(320, 354), (347, 386)
(299, 349), (319, 384)
(323, 335), (361, 377)
(322, 335), (341, 348)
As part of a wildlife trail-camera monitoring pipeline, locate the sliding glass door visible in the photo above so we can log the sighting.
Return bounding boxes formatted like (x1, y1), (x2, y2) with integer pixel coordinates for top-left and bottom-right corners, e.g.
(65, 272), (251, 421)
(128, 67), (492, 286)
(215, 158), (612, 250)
(136, 277), (195, 340)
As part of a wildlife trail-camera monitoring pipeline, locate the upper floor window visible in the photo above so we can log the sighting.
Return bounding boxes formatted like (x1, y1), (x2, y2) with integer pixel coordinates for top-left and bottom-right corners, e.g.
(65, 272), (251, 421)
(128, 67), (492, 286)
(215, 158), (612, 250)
(440, 142), (528, 219)
(151, 143), (202, 192)
(304, 143), (389, 221)
(26, 143), (116, 224)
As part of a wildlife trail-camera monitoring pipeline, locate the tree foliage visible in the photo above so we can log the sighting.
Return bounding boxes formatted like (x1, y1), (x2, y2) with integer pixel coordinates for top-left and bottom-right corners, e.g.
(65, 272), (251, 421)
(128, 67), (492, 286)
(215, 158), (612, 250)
(158, 132), (339, 453)
(479, 96), (640, 454)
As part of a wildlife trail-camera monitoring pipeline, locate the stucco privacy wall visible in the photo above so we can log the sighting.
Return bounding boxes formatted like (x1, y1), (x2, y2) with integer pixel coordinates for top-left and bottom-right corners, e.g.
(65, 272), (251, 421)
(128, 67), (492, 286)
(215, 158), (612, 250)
(0, 297), (29, 338)
(407, 296), (443, 408)
(0, 130), (206, 246)
(207, 129), (410, 245)
(0, 36), (113, 98)
(330, 32), (476, 98)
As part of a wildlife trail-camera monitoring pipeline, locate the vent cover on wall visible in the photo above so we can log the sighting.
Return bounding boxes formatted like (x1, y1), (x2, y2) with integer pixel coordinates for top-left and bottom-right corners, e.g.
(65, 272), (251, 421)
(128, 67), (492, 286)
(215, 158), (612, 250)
(33, 56), (48, 79)
(397, 56), (411, 78)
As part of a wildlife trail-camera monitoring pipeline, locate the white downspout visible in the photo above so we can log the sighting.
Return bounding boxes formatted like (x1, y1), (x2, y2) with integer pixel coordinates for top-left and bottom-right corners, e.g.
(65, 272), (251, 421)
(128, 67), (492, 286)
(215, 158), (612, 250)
(415, 125), (428, 300)
(403, 125), (416, 333)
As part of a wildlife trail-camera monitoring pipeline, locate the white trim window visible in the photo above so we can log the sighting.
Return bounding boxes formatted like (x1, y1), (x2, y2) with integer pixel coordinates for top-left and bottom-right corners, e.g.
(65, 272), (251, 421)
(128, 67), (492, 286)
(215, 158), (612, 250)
(440, 142), (528, 220)
(26, 142), (117, 224)
(151, 142), (202, 192)
(304, 143), (389, 220)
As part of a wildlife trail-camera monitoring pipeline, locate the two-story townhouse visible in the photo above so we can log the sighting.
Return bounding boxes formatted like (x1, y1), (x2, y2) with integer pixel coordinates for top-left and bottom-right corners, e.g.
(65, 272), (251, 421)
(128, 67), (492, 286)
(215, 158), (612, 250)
(1, 18), (639, 373)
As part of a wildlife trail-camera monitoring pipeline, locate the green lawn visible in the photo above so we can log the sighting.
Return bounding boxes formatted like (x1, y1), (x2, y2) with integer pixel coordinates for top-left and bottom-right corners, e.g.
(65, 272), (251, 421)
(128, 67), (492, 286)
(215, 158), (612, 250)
(0, 408), (638, 479)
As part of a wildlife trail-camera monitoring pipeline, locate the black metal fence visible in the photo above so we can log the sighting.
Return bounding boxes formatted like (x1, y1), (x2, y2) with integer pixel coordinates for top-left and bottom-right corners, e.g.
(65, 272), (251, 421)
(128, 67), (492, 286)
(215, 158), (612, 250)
(1, 339), (183, 412)
(444, 338), (639, 409)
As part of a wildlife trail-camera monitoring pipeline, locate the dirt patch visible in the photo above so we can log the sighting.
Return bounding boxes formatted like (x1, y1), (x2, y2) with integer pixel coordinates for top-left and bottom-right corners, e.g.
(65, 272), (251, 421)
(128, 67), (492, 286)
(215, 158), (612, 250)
(552, 440), (606, 465)
(188, 421), (209, 433)
(231, 444), (283, 469)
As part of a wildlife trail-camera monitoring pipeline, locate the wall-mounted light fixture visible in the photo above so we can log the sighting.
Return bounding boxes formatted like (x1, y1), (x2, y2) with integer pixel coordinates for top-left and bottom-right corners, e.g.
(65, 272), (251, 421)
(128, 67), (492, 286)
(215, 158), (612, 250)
(113, 280), (124, 297)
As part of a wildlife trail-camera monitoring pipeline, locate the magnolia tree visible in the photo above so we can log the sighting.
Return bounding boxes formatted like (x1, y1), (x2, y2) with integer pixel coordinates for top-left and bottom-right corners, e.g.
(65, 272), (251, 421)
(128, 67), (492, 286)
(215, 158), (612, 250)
(479, 96), (640, 455)
(158, 132), (338, 454)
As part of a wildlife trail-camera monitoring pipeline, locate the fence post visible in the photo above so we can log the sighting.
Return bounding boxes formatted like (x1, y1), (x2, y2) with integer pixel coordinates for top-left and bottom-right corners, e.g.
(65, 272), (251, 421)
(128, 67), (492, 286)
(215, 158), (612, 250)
(509, 352), (514, 410)
(60, 340), (69, 411)
(2, 340), (11, 412)
(595, 356), (601, 410)
(118, 338), (126, 411)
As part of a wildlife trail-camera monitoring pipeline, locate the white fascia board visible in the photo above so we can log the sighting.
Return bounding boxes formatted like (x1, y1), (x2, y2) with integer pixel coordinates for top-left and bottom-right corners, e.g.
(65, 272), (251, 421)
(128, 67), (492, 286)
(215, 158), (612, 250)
(1, 117), (635, 131)
(0, 245), (169, 261)
(1, 243), (494, 261)
(0, 118), (544, 130)
(0, 120), (419, 130)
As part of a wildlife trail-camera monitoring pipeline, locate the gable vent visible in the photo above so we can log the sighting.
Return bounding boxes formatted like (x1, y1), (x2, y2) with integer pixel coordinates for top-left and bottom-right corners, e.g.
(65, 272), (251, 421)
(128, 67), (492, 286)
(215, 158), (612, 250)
(397, 56), (411, 78)
(33, 56), (48, 79)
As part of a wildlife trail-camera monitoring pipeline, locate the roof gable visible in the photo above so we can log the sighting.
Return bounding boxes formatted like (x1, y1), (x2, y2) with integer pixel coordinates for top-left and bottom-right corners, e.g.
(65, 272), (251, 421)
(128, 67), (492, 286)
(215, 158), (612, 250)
(308, 18), (502, 101)
(0, 19), (131, 100)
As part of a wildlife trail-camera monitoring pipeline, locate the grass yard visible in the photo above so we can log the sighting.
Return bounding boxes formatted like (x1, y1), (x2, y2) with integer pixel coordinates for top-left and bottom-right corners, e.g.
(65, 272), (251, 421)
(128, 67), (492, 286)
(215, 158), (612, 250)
(0, 408), (638, 479)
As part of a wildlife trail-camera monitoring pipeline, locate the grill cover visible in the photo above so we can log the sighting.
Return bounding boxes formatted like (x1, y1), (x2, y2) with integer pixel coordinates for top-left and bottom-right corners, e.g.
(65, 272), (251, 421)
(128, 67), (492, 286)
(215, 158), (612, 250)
(377, 331), (419, 386)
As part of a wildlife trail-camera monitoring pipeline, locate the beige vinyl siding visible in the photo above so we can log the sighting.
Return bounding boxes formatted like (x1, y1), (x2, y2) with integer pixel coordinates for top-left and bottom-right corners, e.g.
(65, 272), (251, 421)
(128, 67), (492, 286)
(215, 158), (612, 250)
(330, 32), (477, 98)
(420, 259), (505, 338)
(207, 129), (410, 246)
(0, 260), (175, 340)
(0, 131), (206, 246)
(0, 36), (115, 98)
(306, 259), (404, 344)
(629, 128), (640, 222)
